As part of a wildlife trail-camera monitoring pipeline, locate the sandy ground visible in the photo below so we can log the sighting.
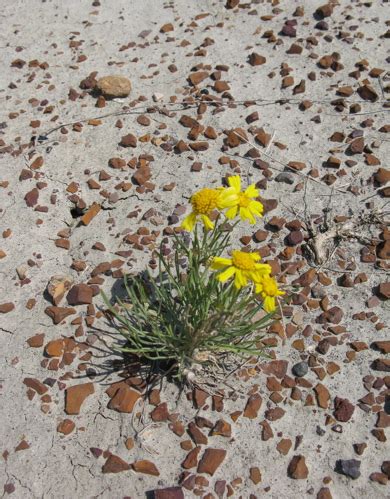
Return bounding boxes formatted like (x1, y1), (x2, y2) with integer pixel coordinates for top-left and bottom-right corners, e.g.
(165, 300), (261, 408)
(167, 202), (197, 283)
(0, 0), (389, 497)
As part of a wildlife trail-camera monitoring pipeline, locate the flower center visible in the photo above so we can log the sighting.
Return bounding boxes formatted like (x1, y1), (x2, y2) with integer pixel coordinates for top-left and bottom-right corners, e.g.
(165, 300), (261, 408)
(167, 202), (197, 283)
(262, 278), (278, 296)
(238, 193), (251, 208)
(231, 250), (256, 271)
(191, 188), (220, 215)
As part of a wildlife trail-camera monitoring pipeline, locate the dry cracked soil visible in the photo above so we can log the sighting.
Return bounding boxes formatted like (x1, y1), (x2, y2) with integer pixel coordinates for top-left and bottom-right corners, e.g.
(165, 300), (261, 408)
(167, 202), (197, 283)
(0, 0), (390, 498)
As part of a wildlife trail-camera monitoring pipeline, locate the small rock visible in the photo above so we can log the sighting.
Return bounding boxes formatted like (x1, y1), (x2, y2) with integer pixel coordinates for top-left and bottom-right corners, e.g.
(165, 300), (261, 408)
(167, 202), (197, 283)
(336, 459), (361, 479)
(249, 467), (262, 484)
(243, 393), (262, 419)
(381, 461), (390, 478)
(108, 385), (141, 413)
(27, 333), (45, 348)
(23, 377), (48, 395)
(372, 341), (390, 354)
(47, 275), (73, 305)
(45, 339), (65, 357)
(315, 4), (334, 18)
(151, 402), (169, 421)
(333, 397), (355, 422)
(275, 172), (294, 184)
(96, 76), (131, 98)
(132, 460), (160, 476)
(372, 358), (390, 372)
(57, 419), (75, 435)
(197, 448), (227, 476)
(102, 454), (131, 473)
(65, 383), (95, 415)
(314, 383), (330, 409)
(317, 307), (343, 324)
(378, 282), (390, 299)
(288, 455), (308, 479)
(357, 84), (378, 102)
(292, 361), (308, 377)
(80, 203), (101, 226)
(369, 472), (388, 485)
(0, 303), (15, 314)
(248, 53), (266, 66)
(66, 284), (93, 305)
(211, 419), (231, 437)
(287, 230), (303, 246)
(120, 133), (137, 148)
(153, 488), (184, 499)
(45, 306), (76, 324)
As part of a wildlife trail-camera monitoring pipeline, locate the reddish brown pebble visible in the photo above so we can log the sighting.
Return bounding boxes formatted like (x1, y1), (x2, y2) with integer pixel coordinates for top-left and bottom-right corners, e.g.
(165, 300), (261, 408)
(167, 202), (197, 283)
(151, 402), (169, 421)
(249, 467), (262, 484)
(108, 385), (140, 413)
(132, 460), (160, 476)
(288, 455), (308, 479)
(15, 440), (30, 452)
(65, 383), (95, 415)
(45, 339), (65, 357)
(23, 377), (48, 395)
(182, 447), (201, 469)
(27, 333), (45, 348)
(45, 306), (76, 324)
(243, 393), (262, 419)
(57, 419), (75, 435)
(153, 488), (184, 499)
(197, 448), (227, 476)
(314, 383), (330, 409)
(66, 284), (93, 305)
(333, 397), (355, 422)
(80, 203), (101, 226)
(0, 303), (15, 314)
(102, 454), (131, 473)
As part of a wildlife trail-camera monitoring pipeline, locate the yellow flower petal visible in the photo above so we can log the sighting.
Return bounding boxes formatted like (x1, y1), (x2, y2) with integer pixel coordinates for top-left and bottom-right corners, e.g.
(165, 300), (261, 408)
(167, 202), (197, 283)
(217, 266), (236, 282)
(181, 212), (197, 231)
(249, 200), (264, 216)
(228, 175), (241, 193)
(225, 206), (238, 219)
(234, 269), (247, 289)
(211, 257), (232, 269)
(263, 296), (276, 313)
(244, 184), (259, 198)
(218, 187), (238, 208)
(201, 214), (214, 231)
(240, 206), (256, 224)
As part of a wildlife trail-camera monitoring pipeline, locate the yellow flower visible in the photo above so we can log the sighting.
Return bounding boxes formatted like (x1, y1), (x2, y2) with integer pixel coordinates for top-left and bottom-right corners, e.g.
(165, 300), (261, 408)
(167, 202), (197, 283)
(255, 275), (285, 313)
(224, 176), (264, 224)
(181, 187), (236, 231)
(211, 250), (271, 289)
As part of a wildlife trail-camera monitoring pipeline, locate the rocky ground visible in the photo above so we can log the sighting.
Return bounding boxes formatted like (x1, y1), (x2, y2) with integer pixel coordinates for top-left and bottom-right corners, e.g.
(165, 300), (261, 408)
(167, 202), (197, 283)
(0, 0), (389, 498)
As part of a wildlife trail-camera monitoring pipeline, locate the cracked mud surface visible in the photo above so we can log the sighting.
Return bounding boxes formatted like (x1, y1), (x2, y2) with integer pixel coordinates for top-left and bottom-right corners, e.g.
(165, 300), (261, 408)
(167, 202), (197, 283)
(0, 0), (389, 498)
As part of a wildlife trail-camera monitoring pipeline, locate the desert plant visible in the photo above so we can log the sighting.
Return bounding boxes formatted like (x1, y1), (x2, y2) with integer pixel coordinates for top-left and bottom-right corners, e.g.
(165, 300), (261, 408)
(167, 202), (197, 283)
(103, 176), (285, 381)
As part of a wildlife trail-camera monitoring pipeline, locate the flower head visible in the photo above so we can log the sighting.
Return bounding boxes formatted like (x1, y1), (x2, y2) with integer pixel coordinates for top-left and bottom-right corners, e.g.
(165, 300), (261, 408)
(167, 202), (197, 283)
(224, 176), (264, 224)
(255, 275), (285, 313)
(181, 187), (236, 231)
(211, 250), (271, 289)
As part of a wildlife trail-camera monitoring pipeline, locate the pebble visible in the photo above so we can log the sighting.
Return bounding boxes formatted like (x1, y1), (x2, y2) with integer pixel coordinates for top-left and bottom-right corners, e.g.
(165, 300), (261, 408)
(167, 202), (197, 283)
(292, 361), (308, 377)
(102, 454), (131, 473)
(275, 172), (294, 184)
(336, 459), (361, 479)
(287, 455), (308, 479)
(132, 460), (160, 476)
(96, 76), (131, 98)
(333, 397), (355, 422)
(65, 383), (94, 415)
(197, 448), (227, 476)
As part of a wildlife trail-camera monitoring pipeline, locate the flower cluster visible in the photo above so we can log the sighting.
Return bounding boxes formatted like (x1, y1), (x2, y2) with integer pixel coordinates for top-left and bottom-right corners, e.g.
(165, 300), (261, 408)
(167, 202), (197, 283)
(181, 176), (284, 313)
(181, 176), (263, 231)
